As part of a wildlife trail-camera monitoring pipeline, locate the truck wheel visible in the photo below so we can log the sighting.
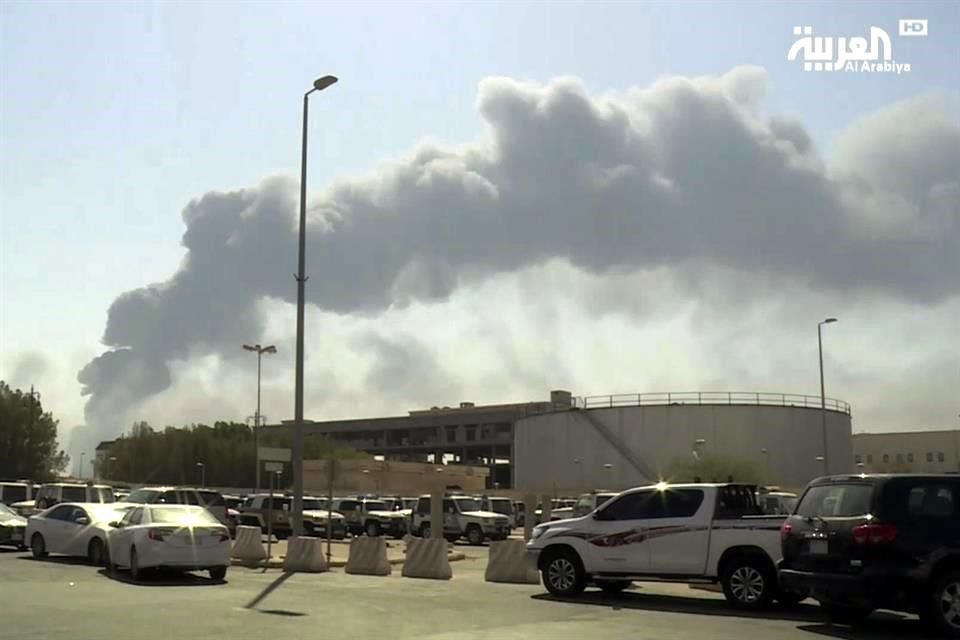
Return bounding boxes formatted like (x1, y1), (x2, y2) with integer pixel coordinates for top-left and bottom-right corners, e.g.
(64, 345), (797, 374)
(541, 548), (587, 597)
(597, 579), (631, 595)
(922, 569), (960, 638)
(466, 525), (484, 546)
(720, 555), (775, 609)
(819, 602), (873, 625)
(365, 521), (381, 537)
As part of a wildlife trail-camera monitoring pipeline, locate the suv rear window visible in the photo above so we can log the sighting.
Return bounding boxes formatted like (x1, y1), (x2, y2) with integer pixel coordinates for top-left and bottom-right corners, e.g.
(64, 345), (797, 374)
(1, 485), (27, 503)
(62, 486), (87, 502)
(796, 483), (874, 517)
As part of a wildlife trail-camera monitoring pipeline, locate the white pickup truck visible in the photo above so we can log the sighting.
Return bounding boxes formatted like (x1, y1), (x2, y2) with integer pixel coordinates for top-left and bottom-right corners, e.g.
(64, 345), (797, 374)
(527, 482), (793, 609)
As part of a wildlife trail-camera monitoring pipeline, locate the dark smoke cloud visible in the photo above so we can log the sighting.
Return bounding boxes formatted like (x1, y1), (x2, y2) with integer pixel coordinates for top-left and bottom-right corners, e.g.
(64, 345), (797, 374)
(78, 67), (960, 442)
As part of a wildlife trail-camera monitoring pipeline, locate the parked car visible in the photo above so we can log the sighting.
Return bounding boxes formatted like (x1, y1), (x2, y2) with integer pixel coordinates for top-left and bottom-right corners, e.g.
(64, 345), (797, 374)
(303, 497), (348, 539)
(757, 488), (798, 515)
(124, 486), (227, 525)
(235, 494), (347, 539)
(778, 474), (960, 637)
(527, 482), (792, 608)
(222, 494), (243, 533)
(0, 502), (27, 549)
(550, 490), (618, 521)
(412, 494), (511, 544)
(0, 481), (32, 506)
(32, 483), (115, 511)
(26, 502), (134, 565)
(478, 496), (517, 529)
(106, 504), (230, 581)
(515, 501), (526, 528)
(332, 497), (408, 538)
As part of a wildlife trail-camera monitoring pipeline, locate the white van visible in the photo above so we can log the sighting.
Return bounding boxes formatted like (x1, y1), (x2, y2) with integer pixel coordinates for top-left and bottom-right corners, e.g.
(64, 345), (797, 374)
(0, 482), (32, 506)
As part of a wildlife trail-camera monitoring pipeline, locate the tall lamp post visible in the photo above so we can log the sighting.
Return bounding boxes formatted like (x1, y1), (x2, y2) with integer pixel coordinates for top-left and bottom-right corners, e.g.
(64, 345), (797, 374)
(243, 343), (276, 492)
(196, 461), (206, 488)
(293, 74), (339, 537)
(818, 317), (838, 475)
(78, 452), (86, 480)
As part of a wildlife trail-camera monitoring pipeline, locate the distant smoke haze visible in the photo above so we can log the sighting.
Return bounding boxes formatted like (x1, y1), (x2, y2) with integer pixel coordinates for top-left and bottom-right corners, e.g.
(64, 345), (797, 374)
(75, 67), (960, 449)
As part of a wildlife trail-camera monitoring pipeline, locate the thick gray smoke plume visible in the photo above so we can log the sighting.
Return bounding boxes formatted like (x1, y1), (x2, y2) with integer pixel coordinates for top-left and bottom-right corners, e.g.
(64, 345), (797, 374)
(78, 67), (960, 441)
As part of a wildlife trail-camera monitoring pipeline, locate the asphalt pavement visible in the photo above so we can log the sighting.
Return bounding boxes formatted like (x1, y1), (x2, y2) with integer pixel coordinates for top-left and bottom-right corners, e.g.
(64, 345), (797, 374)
(0, 545), (928, 640)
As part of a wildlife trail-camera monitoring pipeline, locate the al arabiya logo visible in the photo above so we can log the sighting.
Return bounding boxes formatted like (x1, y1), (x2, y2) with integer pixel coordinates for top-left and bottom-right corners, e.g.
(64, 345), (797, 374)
(787, 23), (925, 75)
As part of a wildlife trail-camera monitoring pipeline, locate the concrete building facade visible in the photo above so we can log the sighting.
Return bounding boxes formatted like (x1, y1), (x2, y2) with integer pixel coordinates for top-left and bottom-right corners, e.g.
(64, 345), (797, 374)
(852, 430), (960, 474)
(514, 393), (853, 491)
(275, 391), (576, 488)
(272, 390), (852, 492)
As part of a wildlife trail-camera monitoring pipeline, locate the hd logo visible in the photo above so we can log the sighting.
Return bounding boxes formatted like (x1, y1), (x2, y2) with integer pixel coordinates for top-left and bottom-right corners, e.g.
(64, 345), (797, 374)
(898, 19), (928, 37)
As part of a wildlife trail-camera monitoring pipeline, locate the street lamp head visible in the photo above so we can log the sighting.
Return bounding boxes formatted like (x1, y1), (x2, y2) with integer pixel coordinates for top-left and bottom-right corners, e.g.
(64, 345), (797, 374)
(313, 75), (338, 92)
(695, 438), (706, 445)
(821, 317), (838, 325)
(263, 345), (277, 354)
(243, 344), (258, 352)
(195, 462), (204, 468)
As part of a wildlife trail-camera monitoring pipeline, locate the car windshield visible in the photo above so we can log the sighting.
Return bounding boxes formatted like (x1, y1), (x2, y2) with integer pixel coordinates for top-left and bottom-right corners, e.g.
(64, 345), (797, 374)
(363, 501), (388, 511)
(796, 484), (875, 518)
(150, 506), (220, 525)
(60, 486), (87, 502)
(454, 498), (480, 512)
(302, 499), (327, 510)
(488, 500), (512, 515)
(125, 489), (161, 504)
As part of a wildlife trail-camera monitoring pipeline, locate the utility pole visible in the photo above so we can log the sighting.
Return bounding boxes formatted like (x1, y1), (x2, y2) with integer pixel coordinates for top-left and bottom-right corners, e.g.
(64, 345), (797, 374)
(243, 344), (276, 492)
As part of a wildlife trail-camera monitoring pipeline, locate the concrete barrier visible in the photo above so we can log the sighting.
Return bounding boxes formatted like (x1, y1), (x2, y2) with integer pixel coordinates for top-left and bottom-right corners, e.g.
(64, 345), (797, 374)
(231, 525), (267, 565)
(401, 536), (451, 580)
(282, 536), (329, 573)
(484, 540), (539, 584)
(345, 536), (391, 576)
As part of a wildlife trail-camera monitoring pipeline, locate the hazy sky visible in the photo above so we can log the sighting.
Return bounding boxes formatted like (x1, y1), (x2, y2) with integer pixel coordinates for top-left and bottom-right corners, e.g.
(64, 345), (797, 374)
(1, 1), (958, 459)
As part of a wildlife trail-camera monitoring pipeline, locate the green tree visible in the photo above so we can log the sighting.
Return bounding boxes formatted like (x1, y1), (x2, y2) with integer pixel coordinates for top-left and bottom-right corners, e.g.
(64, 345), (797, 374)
(0, 381), (71, 480)
(99, 420), (367, 488)
(664, 453), (763, 485)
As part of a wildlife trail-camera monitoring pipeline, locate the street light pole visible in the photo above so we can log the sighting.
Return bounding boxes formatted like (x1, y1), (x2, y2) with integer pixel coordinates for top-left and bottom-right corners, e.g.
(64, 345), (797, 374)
(818, 318), (838, 475)
(293, 74), (338, 538)
(244, 343), (276, 492)
(79, 452), (85, 480)
(196, 461), (205, 487)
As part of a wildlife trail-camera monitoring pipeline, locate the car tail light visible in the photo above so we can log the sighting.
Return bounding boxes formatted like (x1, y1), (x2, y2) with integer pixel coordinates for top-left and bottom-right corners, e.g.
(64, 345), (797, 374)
(852, 523), (897, 545)
(148, 527), (175, 542)
(780, 522), (793, 541)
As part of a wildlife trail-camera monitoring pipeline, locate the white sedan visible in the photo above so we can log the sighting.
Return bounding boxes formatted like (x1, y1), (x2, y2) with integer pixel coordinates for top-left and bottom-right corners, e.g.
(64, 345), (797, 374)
(26, 502), (134, 565)
(106, 504), (230, 581)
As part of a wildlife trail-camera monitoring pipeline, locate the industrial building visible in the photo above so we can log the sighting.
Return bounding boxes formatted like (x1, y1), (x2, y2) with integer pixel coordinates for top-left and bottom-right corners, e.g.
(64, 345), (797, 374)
(852, 429), (960, 474)
(273, 389), (853, 491)
(514, 392), (853, 491)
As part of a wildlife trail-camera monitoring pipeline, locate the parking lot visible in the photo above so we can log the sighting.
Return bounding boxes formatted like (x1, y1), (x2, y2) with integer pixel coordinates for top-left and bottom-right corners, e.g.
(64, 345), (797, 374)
(0, 544), (928, 640)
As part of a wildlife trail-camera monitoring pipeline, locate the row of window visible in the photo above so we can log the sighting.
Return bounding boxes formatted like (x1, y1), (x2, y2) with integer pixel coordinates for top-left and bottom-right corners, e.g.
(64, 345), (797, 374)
(855, 451), (947, 464)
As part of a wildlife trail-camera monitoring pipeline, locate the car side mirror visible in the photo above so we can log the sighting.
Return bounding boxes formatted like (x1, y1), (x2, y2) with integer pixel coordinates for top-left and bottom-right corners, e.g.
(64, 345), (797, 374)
(108, 521), (122, 528)
(76, 516), (90, 525)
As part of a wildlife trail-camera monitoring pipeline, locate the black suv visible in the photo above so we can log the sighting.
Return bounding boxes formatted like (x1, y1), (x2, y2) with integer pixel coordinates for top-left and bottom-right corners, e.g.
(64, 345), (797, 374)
(779, 474), (960, 637)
